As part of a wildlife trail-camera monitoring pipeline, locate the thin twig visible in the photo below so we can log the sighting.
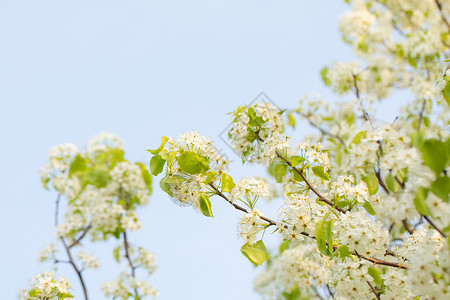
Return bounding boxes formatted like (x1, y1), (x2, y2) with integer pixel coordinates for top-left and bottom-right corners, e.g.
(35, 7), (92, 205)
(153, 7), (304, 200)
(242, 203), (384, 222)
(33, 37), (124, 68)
(69, 224), (92, 249)
(123, 230), (140, 298)
(275, 152), (346, 213)
(54, 194), (89, 300)
(417, 99), (427, 131)
(435, 0), (450, 33)
(402, 219), (414, 234)
(209, 182), (408, 269)
(423, 215), (447, 238)
(61, 237), (89, 300)
(374, 168), (389, 194)
(367, 281), (381, 300)
(296, 111), (346, 147)
(55, 194), (61, 227)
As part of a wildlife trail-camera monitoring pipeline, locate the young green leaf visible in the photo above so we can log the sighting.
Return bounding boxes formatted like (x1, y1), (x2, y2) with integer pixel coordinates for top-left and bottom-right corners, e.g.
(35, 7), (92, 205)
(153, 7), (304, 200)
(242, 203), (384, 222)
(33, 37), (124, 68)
(443, 81), (450, 105)
(289, 155), (305, 166)
(69, 154), (87, 177)
(312, 166), (330, 181)
(147, 136), (169, 155)
(178, 151), (210, 174)
(113, 246), (121, 263)
(368, 266), (383, 285)
(159, 177), (173, 197)
(363, 201), (376, 215)
(221, 173), (235, 193)
(362, 173), (379, 195)
(240, 240), (267, 266)
(199, 194), (213, 217)
(414, 187), (432, 216)
(273, 163), (288, 183)
(385, 173), (401, 193)
(431, 176), (450, 203)
(420, 139), (448, 175)
(150, 155), (166, 176)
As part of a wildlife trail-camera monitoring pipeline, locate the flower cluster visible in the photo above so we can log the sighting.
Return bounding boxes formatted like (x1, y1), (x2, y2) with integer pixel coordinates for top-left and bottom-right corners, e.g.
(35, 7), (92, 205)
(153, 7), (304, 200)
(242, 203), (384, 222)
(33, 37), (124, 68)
(228, 102), (285, 165)
(150, 131), (229, 213)
(35, 133), (157, 299)
(19, 272), (73, 300)
(102, 272), (157, 299)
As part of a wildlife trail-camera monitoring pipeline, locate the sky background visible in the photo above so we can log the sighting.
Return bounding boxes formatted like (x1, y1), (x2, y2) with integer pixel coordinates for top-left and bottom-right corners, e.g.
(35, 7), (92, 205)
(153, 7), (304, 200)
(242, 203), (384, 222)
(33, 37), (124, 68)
(0, 1), (358, 299)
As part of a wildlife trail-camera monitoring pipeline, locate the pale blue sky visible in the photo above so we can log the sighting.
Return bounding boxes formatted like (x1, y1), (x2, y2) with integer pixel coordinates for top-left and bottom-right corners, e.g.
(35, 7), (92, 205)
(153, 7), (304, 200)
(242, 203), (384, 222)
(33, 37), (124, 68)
(0, 1), (355, 299)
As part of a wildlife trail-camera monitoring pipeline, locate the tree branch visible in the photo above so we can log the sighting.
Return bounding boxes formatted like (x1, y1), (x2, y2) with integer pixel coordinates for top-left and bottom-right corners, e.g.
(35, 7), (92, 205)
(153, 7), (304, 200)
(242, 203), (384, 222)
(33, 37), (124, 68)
(423, 215), (447, 238)
(367, 281), (381, 300)
(296, 111), (346, 147)
(123, 230), (140, 299)
(208, 182), (408, 269)
(61, 237), (89, 300)
(435, 0), (450, 33)
(69, 224), (92, 249)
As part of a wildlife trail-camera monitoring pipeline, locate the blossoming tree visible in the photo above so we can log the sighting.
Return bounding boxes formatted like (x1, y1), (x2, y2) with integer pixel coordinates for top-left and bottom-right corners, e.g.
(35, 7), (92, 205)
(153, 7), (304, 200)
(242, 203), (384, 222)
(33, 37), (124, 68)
(147, 0), (449, 299)
(21, 133), (157, 300)
(21, 0), (450, 299)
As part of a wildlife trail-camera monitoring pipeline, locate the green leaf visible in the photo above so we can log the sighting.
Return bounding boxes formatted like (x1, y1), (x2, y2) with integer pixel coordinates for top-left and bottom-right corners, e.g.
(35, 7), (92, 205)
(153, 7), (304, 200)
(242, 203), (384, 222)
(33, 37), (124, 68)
(273, 163), (288, 183)
(312, 166), (330, 181)
(289, 155), (305, 166)
(147, 136), (169, 155)
(420, 139), (448, 174)
(136, 162), (152, 193)
(159, 177), (173, 197)
(385, 173), (401, 192)
(287, 112), (296, 128)
(363, 201), (376, 215)
(431, 176), (450, 202)
(290, 169), (304, 182)
(282, 285), (301, 300)
(199, 194), (213, 217)
(240, 240), (267, 266)
(362, 173), (379, 195)
(113, 246), (120, 263)
(89, 166), (110, 188)
(164, 175), (186, 183)
(69, 154), (87, 176)
(202, 171), (217, 184)
(411, 131), (424, 148)
(42, 177), (50, 190)
(443, 80), (450, 105)
(279, 240), (291, 254)
(336, 245), (350, 260)
(315, 216), (334, 257)
(414, 187), (432, 216)
(320, 67), (331, 86)
(178, 151), (210, 174)
(221, 173), (235, 193)
(351, 131), (366, 145)
(150, 155), (166, 176)
(368, 266), (383, 285)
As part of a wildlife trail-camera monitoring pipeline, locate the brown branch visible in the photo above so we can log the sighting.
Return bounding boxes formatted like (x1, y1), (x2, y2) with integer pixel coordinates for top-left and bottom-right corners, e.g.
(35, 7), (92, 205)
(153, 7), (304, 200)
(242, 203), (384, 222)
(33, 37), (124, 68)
(367, 281), (381, 300)
(55, 194), (61, 227)
(275, 152), (346, 213)
(417, 99), (427, 131)
(208, 182), (408, 269)
(123, 230), (140, 298)
(54, 194), (89, 299)
(423, 215), (447, 238)
(69, 224), (92, 249)
(61, 237), (89, 300)
(296, 111), (346, 147)
(374, 168), (389, 194)
(435, 0), (450, 33)
(402, 219), (414, 234)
